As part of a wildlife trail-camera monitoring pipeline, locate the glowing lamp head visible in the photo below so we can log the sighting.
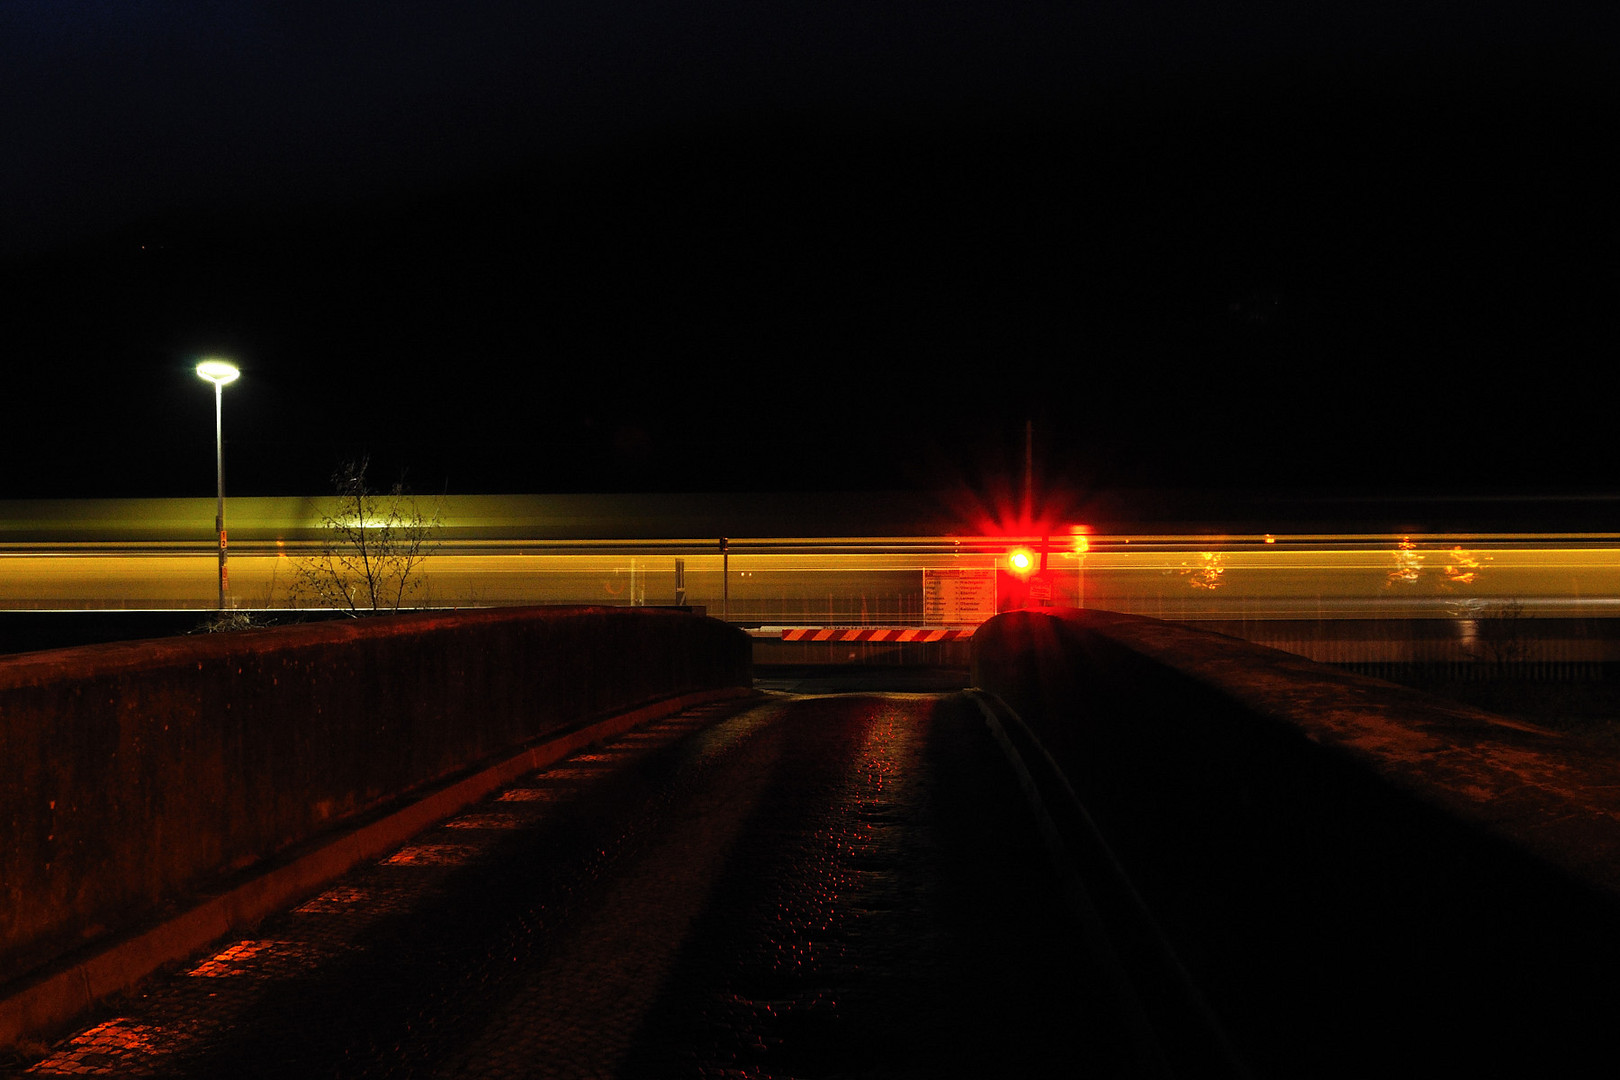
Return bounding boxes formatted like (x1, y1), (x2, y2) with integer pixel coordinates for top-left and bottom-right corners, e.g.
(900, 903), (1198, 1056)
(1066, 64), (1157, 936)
(196, 359), (240, 386)
(1008, 548), (1035, 576)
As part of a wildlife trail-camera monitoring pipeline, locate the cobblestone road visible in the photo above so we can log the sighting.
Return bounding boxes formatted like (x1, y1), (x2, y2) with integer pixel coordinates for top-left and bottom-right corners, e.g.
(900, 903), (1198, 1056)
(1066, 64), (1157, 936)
(8, 690), (1132, 1078)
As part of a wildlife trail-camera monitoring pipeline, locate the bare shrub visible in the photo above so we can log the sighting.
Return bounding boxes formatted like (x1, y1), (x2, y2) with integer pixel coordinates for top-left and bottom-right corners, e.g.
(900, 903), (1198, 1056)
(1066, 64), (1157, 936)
(291, 457), (442, 615)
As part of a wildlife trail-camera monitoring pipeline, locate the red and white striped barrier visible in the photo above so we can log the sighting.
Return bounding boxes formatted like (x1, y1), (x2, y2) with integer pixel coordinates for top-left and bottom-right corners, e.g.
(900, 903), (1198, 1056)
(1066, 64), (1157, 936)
(778, 626), (973, 642)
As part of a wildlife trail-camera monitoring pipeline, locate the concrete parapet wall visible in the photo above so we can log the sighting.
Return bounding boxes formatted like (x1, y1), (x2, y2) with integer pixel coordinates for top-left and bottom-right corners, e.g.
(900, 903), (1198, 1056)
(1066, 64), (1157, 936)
(973, 608), (1620, 1077)
(0, 606), (749, 991)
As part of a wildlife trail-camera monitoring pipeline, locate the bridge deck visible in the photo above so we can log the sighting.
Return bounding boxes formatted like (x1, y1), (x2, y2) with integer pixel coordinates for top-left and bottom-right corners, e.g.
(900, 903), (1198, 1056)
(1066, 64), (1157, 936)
(9, 690), (1140, 1079)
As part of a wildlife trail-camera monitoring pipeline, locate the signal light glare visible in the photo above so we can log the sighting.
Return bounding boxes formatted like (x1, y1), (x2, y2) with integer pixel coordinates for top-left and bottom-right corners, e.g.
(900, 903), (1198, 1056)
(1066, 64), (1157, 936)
(1008, 549), (1034, 575)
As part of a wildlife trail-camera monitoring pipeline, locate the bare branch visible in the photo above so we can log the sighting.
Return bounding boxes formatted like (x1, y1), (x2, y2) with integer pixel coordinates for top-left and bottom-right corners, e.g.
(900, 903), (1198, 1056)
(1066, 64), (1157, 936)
(290, 457), (441, 615)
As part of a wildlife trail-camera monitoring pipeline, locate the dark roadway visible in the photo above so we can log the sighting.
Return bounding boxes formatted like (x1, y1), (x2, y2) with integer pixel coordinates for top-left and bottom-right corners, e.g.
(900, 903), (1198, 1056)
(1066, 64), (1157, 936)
(10, 685), (1136, 1079)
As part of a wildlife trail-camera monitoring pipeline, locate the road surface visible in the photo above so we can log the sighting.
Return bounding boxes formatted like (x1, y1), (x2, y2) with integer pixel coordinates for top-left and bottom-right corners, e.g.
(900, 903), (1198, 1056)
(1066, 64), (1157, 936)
(10, 689), (1139, 1079)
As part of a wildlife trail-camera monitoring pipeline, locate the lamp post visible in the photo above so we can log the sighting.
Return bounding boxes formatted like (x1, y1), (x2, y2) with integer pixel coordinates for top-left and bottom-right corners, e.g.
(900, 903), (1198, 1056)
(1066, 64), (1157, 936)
(196, 359), (240, 610)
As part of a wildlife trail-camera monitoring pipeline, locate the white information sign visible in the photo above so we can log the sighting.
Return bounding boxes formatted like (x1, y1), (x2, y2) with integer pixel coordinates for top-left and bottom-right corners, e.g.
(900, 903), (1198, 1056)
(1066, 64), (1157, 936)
(923, 568), (998, 626)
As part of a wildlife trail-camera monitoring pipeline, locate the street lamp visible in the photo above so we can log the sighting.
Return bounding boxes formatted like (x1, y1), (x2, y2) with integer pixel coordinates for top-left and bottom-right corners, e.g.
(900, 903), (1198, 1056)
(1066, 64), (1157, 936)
(196, 359), (240, 610)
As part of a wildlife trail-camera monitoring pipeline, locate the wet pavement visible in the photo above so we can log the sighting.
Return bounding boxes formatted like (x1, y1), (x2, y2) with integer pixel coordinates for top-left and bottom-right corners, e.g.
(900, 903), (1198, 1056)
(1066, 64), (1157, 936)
(6, 689), (1129, 1078)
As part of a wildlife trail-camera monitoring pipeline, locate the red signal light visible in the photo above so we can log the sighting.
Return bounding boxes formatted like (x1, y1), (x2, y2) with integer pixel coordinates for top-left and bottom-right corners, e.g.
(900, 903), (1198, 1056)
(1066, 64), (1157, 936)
(1008, 548), (1035, 576)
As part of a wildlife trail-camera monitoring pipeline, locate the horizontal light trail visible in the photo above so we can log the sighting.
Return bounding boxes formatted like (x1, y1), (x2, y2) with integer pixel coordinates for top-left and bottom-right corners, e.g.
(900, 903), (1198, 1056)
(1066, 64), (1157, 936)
(5, 534), (1620, 620)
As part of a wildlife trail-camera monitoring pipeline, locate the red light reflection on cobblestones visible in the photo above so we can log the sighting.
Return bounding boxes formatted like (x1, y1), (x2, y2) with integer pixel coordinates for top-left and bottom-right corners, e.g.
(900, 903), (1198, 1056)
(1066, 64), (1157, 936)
(496, 787), (559, 803)
(442, 812), (525, 829)
(185, 939), (331, 978)
(25, 1018), (173, 1076)
(383, 843), (474, 866)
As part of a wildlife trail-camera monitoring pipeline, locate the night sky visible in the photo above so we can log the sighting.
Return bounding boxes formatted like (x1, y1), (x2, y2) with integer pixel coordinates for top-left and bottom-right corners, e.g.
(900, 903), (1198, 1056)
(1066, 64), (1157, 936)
(3, 2), (1614, 519)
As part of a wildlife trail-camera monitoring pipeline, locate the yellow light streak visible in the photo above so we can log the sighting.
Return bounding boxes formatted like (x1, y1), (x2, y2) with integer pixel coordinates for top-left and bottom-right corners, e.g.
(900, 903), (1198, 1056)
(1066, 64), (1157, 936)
(6, 537), (1620, 619)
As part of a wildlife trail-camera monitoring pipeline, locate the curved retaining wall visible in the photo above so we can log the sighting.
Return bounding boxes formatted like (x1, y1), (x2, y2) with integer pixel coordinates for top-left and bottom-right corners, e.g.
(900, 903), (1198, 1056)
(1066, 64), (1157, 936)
(973, 607), (1620, 1079)
(0, 606), (749, 996)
